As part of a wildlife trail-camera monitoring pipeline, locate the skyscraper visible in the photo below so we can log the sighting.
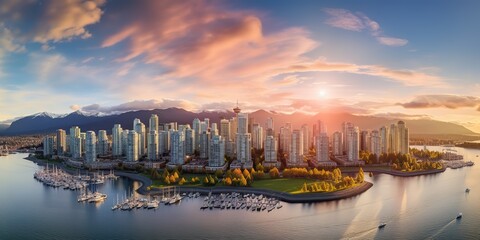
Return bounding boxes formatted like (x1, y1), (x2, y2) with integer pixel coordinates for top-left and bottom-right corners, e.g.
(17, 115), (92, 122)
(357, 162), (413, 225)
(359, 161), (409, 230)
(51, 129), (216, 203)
(389, 123), (398, 153)
(316, 133), (329, 162)
(185, 127), (195, 155)
(397, 121), (409, 154)
(346, 126), (360, 161)
(379, 126), (389, 154)
(56, 129), (66, 155)
(97, 130), (109, 156)
(220, 119), (231, 141)
(85, 131), (97, 163)
(70, 126), (82, 159)
(236, 113), (252, 164)
(127, 131), (138, 162)
(149, 114), (159, 133)
(264, 135), (277, 165)
(342, 122), (353, 155)
(134, 119), (146, 157)
(200, 131), (210, 159)
(192, 118), (201, 152)
(122, 129), (130, 156)
(147, 130), (158, 160)
(252, 123), (263, 149)
(43, 135), (55, 157)
(301, 124), (310, 153)
(370, 130), (381, 157)
(332, 131), (343, 156)
(112, 124), (123, 157)
(360, 130), (370, 152)
(209, 135), (225, 167)
(170, 130), (185, 165)
(158, 130), (170, 155)
(289, 130), (303, 164)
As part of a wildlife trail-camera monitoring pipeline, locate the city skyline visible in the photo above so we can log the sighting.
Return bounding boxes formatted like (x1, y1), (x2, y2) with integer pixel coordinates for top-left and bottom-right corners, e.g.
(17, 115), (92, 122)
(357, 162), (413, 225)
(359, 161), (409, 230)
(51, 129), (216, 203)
(1, 0), (480, 134)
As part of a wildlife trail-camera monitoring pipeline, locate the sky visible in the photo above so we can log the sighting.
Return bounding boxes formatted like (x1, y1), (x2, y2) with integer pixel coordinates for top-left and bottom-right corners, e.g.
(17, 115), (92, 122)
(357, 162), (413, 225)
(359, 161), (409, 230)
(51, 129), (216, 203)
(0, 0), (480, 132)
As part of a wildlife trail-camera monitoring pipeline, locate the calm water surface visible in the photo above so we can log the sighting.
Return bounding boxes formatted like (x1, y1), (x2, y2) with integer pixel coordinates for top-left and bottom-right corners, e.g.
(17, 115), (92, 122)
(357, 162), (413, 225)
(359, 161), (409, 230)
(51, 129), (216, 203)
(1, 146), (479, 239)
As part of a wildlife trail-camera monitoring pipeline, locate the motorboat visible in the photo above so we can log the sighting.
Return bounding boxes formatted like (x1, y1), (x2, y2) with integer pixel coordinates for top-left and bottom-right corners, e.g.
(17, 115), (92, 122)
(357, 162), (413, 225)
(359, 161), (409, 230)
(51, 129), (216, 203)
(465, 188), (470, 193)
(457, 213), (463, 219)
(378, 223), (387, 228)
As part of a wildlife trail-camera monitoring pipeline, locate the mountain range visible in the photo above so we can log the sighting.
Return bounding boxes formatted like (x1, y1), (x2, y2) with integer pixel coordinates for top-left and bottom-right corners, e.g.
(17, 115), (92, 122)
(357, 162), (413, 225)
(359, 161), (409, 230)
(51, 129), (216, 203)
(0, 108), (478, 136)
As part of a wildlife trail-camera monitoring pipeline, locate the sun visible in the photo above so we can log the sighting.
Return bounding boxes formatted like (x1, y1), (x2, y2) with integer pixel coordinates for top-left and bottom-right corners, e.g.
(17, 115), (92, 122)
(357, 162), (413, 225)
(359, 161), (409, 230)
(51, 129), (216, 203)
(318, 90), (327, 98)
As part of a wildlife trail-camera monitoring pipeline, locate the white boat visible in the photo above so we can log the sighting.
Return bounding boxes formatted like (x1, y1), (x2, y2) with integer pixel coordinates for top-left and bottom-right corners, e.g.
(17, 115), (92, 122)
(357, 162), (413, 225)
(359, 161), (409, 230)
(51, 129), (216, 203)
(457, 213), (463, 219)
(88, 192), (107, 203)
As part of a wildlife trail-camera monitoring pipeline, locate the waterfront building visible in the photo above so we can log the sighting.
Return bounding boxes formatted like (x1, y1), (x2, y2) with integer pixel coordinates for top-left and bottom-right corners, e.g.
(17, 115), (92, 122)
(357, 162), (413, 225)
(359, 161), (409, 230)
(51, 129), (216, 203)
(398, 121), (409, 154)
(158, 130), (170, 156)
(85, 131), (96, 163)
(236, 113), (252, 164)
(200, 131), (210, 159)
(370, 130), (381, 157)
(208, 135), (225, 167)
(122, 129), (130, 156)
(185, 127), (195, 155)
(346, 125), (360, 161)
(316, 132), (329, 162)
(192, 118), (201, 152)
(43, 135), (55, 157)
(56, 129), (66, 155)
(134, 119), (146, 157)
(80, 133), (86, 155)
(332, 131), (343, 156)
(289, 130), (303, 164)
(69, 126), (81, 158)
(342, 122), (353, 154)
(263, 135), (278, 167)
(127, 131), (138, 162)
(389, 123), (398, 154)
(229, 117), (237, 143)
(220, 119), (231, 141)
(301, 124), (310, 153)
(112, 124), (123, 157)
(252, 123), (263, 149)
(379, 126), (389, 154)
(170, 130), (185, 165)
(97, 130), (109, 156)
(279, 125), (291, 153)
(149, 114), (159, 133)
(147, 130), (158, 160)
(360, 130), (370, 152)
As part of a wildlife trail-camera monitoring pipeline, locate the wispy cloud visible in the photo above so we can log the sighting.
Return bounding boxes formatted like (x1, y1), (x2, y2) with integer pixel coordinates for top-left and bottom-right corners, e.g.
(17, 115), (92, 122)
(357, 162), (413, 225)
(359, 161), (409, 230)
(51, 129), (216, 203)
(398, 95), (480, 110)
(32, 0), (106, 43)
(324, 8), (408, 47)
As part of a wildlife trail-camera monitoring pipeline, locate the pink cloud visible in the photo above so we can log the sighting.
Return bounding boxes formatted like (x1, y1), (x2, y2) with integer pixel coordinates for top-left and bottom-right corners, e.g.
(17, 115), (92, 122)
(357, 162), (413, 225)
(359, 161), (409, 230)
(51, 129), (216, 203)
(324, 8), (408, 47)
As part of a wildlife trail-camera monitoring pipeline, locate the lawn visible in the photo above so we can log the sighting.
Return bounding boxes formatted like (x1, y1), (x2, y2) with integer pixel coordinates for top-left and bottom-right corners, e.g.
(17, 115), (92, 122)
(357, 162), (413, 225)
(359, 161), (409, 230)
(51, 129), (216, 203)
(251, 178), (317, 193)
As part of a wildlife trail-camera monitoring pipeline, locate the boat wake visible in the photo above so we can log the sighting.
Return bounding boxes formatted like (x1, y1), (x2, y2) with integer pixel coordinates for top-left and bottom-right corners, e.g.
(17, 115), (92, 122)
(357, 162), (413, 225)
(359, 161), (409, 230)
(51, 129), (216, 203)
(427, 218), (456, 239)
(340, 226), (378, 240)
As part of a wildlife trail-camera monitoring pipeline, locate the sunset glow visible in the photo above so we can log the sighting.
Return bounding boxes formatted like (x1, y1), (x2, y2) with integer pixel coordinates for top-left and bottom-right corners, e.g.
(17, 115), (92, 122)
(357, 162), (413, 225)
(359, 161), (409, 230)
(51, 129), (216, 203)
(0, 0), (479, 132)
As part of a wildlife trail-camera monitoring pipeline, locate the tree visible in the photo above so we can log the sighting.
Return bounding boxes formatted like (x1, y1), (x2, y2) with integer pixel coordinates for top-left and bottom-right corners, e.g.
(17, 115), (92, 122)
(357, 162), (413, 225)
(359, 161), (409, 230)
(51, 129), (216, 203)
(164, 176), (171, 185)
(169, 175), (176, 183)
(215, 169), (223, 178)
(356, 167), (364, 183)
(178, 177), (186, 185)
(256, 163), (264, 172)
(162, 169), (170, 179)
(223, 177), (232, 186)
(173, 171), (179, 179)
(269, 167), (280, 178)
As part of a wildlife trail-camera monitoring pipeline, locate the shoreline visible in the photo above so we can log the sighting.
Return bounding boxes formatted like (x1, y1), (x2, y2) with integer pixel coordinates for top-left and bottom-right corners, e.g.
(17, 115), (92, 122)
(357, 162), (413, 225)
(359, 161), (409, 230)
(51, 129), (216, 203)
(22, 154), (444, 203)
(341, 167), (446, 177)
